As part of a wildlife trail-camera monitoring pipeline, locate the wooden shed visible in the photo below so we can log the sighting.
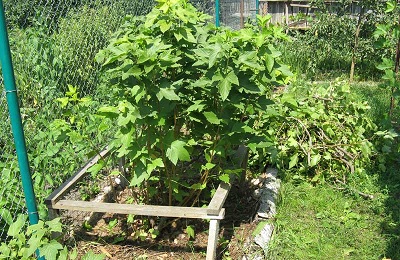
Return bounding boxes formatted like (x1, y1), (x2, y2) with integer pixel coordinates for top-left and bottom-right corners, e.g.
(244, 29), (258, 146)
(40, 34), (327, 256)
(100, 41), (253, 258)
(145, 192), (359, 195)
(259, 0), (362, 29)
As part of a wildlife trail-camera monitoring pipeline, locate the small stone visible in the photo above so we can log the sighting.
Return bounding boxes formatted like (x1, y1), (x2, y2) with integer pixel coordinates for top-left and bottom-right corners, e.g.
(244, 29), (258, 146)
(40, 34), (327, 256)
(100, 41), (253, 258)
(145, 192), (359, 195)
(251, 178), (261, 186)
(252, 189), (261, 199)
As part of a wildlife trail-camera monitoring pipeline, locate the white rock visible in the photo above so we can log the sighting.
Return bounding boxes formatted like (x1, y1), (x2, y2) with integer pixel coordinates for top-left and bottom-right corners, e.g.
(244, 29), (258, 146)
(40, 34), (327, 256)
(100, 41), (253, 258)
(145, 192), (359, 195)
(254, 223), (274, 250)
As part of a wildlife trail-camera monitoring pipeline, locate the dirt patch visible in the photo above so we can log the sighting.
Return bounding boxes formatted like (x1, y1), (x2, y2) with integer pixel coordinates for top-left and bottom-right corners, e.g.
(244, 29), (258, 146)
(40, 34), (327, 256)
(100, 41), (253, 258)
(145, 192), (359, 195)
(59, 173), (261, 259)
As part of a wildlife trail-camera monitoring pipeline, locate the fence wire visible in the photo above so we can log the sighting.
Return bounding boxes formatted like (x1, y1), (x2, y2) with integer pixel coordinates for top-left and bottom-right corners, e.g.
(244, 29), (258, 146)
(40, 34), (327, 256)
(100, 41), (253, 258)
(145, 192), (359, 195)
(0, 0), (215, 242)
(0, 87), (25, 239)
(1, 0), (158, 241)
(220, 0), (257, 30)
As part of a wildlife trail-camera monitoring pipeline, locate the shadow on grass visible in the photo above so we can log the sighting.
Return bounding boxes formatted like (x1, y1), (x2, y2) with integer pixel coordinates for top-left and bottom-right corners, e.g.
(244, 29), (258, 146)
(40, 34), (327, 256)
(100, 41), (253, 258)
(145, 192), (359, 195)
(377, 159), (400, 258)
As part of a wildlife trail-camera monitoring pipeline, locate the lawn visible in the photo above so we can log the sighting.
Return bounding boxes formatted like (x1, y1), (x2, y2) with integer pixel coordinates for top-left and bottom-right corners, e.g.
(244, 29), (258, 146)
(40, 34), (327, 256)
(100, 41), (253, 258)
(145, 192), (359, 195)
(266, 80), (400, 260)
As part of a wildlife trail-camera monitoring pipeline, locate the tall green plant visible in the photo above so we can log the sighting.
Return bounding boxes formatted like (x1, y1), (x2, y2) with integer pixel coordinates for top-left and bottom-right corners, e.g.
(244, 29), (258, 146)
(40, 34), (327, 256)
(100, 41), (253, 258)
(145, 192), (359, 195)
(374, 0), (400, 118)
(96, 0), (291, 206)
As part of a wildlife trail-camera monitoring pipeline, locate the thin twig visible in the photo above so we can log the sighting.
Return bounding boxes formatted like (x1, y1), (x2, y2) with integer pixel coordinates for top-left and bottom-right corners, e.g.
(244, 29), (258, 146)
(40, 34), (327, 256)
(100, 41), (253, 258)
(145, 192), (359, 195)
(335, 179), (374, 199)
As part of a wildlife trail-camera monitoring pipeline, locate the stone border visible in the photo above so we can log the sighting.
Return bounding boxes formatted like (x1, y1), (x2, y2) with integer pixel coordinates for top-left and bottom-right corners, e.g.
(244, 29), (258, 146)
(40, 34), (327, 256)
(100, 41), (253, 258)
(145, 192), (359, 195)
(243, 168), (280, 260)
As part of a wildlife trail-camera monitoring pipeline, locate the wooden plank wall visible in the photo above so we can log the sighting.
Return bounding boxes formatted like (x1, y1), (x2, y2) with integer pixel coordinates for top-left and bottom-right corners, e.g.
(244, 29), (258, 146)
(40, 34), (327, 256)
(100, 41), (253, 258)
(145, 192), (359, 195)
(258, 1), (362, 29)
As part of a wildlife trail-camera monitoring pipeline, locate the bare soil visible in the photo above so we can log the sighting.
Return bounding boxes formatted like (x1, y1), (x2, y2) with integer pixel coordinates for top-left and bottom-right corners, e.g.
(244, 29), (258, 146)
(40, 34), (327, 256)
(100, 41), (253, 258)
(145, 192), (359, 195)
(60, 174), (261, 259)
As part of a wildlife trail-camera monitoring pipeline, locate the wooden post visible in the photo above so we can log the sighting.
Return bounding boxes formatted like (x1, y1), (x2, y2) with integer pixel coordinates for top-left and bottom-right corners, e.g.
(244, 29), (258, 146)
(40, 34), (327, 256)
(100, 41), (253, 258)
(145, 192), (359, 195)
(206, 219), (220, 260)
(285, 1), (289, 32)
(240, 0), (244, 28)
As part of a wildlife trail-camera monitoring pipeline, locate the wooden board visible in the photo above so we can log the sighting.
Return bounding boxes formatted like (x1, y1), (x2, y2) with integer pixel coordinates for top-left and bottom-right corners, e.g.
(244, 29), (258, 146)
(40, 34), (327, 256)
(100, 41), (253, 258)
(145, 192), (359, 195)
(290, 4), (312, 8)
(51, 200), (225, 220)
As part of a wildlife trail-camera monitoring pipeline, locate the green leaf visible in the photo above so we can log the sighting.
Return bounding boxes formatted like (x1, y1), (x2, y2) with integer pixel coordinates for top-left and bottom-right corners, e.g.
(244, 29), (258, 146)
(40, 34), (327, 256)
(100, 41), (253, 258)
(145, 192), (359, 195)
(57, 247), (68, 260)
(238, 51), (264, 70)
(147, 158), (165, 174)
(386, 1), (396, 13)
(39, 240), (64, 260)
(208, 44), (222, 68)
(187, 100), (205, 112)
(157, 87), (180, 101)
(166, 140), (191, 165)
(69, 249), (78, 260)
(202, 162), (216, 170)
(310, 154), (321, 167)
(377, 58), (394, 71)
(203, 111), (221, 124)
(98, 106), (118, 118)
(190, 183), (206, 190)
(82, 250), (105, 260)
(87, 160), (105, 176)
(8, 214), (26, 237)
(219, 173), (230, 184)
(277, 64), (293, 77)
(45, 218), (63, 233)
(56, 97), (69, 108)
(226, 70), (239, 85)
(218, 77), (232, 101)
(186, 225), (195, 239)
(158, 20), (172, 33)
(0, 208), (12, 225)
(266, 54), (274, 72)
(360, 142), (372, 157)
(288, 154), (298, 169)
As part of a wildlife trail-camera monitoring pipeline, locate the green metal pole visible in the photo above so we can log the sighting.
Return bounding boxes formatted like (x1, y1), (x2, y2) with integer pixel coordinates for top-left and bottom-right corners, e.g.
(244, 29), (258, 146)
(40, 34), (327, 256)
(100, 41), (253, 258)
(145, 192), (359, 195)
(215, 0), (220, 27)
(256, 0), (259, 15)
(0, 0), (40, 226)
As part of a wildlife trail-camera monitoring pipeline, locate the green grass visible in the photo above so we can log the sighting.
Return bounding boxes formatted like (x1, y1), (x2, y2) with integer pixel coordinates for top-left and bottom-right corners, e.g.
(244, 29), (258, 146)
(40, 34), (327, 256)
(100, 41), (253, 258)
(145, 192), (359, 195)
(266, 80), (400, 259)
(350, 81), (392, 123)
(267, 180), (390, 259)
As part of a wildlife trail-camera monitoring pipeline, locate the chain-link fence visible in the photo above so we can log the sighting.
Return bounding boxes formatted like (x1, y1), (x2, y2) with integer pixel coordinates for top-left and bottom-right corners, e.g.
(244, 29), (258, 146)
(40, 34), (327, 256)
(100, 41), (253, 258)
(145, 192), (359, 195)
(0, 0), (216, 242)
(0, 89), (25, 239)
(219, 0), (257, 30)
(0, 0), (158, 240)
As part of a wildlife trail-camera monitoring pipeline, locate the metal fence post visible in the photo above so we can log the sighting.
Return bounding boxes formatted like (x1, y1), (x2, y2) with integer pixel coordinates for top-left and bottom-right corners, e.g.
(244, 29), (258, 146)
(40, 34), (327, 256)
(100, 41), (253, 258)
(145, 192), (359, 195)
(215, 0), (220, 27)
(0, 0), (40, 227)
(256, 0), (259, 15)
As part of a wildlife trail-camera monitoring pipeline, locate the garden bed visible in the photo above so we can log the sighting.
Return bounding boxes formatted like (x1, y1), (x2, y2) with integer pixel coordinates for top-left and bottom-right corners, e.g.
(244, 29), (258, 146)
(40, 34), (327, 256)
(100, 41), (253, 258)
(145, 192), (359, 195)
(45, 146), (249, 259)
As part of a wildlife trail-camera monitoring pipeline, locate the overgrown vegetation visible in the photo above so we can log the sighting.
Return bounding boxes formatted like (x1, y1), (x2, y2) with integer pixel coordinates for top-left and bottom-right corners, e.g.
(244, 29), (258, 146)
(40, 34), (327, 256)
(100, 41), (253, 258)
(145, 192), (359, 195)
(1, 0), (400, 258)
(281, 0), (388, 80)
(255, 80), (397, 183)
(0, 215), (104, 259)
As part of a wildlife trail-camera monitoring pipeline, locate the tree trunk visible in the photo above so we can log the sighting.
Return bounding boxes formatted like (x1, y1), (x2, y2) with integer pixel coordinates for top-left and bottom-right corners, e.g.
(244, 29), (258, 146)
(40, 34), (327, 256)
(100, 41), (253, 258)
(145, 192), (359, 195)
(350, 8), (365, 81)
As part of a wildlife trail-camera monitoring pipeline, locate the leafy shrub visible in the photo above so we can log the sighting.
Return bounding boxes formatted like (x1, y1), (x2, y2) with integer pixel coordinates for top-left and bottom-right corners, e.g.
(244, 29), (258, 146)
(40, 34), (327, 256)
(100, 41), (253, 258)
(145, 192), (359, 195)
(95, 0), (291, 205)
(255, 81), (397, 181)
(28, 86), (110, 216)
(0, 215), (104, 259)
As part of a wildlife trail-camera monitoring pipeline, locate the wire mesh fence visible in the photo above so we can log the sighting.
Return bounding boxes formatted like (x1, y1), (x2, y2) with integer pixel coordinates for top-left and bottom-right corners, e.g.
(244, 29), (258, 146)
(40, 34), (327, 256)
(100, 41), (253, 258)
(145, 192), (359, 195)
(0, 0), (158, 240)
(0, 0), (217, 241)
(0, 88), (25, 239)
(219, 0), (257, 30)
